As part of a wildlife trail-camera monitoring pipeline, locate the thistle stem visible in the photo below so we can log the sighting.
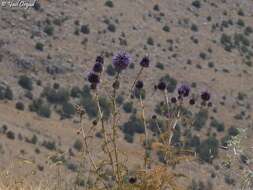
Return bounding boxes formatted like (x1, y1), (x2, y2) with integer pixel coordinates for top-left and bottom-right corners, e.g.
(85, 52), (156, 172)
(95, 92), (116, 178)
(112, 72), (122, 188)
(139, 95), (149, 170)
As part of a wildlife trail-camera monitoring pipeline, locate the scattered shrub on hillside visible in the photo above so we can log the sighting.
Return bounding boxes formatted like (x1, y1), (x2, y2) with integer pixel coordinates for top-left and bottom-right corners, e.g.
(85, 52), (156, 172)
(16, 101), (25, 111)
(73, 139), (83, 152)
(105, 0), (114, 8)
(6, 131), (15, 140)
(18, 75), (33, 90)
(198, 136), (219, 163)
(35, 42), (44, 51)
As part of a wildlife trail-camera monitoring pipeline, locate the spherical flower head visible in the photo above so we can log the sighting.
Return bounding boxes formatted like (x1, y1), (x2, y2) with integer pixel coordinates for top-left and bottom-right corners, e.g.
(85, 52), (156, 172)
(140, 56), (150, 68)
(135, 80), (144, 89)
(171, 97), (177, 103)
(93, 62), (103, 73)
(112, 51), (131, 71)
(96, 56), (104, 64)
(189, 98), (195, 105)
(88, 72), (100, 84)
(201, 91), (211, 101)
(178, 84), (190, 97)
(157, 81), (166, 91)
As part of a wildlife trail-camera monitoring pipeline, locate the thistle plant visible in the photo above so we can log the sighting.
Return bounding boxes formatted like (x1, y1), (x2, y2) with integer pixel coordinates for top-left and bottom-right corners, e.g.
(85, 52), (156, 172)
(74, 52), (214, 190)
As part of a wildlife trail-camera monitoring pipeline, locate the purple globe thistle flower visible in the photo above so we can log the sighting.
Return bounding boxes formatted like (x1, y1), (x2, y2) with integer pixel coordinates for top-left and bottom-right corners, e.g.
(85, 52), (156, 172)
(112, 51), (131, 71)
(135, 80), (144, 89)
(171, 97), (177, 103)
(96, 56), (104, 64)
(139, 56), (150, 68)
(93, 62), (103, 73)
(201, 91), (211, 101)
(88, 72), (100, 84)
(178, 84), (191, 97)
(157, 81), (166, 91)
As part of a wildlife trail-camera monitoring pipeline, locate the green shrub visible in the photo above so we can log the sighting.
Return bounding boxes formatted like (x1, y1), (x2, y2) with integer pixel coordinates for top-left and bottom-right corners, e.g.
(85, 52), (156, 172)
(191, 24), (198, 32)
(147, 37), (154, 46)
(62, 102), (75, 118)
(18, 75), (33, 90)
(123, 102), (133, 113)
(44, 25), (54, 36)
(38, 104), (51, 118)
(192, 0), (201, 8)
(73, 139), (83, 152)
(6, 131), (15, 140)
(81, 25), (90, 34)
(106, 64), (116, 76)
(44, 87), (69, 104)
(162, 25), (170, 32)
(16, 102), (25, 111)
(35, 42), (44, 51)
(121, 115), (144, 140)
(116, 95), (124, 105)
(105, 0), (114, 8)
(108, 24), (116, 32)
(194, 110), (208, 130)
(71, 86), (82, 98)
(210, 119), (225, 132)
(198, 136), (219, 162)
(5, 87), (13, 100)
(99, 96), (112, 120)
(156, 62), (164, 70)
(42, 140), (56, 150)
(160, 74), (177, 93)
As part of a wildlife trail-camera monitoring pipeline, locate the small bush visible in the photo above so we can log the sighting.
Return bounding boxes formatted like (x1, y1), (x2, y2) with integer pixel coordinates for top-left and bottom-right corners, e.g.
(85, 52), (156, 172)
(156, 62), (164, 70)
(210, 119), (225, 132)
(105, 0), (114, 8)
(81, 25), (90, 34)
(192, 0), (201, 8)
(16, 102), (25, 111)
(147, 37), (154, 46)
(106, 64), (116, 76)
(42, 140), (56, 150)
(5, 87), (13, 100)
(198, 136), (219, 162)
(62, 102), (75, 118)
(35, 42), (44, 51)
(73, 139), (83, 152)
(162, 25), (170, 32)
(123, 102), (133, 113)
(44, 25), (54, 36)
(38, 104), (51, 118)
(71, 86), (82, 98)
(194, 110), (208, 130)
(6, 131), (15, 140)
(18, 75), (33, 90)
(107, 23), (116, 32)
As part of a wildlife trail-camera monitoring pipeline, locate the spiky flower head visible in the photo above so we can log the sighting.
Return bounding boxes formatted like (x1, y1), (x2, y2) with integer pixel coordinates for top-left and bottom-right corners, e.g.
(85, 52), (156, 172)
(189, 98), (195, 105)
(201, 91), (211, 101)
(88, 72), (100, 84)
(178, 84), (190, 97)
(112, 51), (131, 71)
(93, 62), (103, 73)
(135, 80), (144, 89)
(157, 81), (166, 91)
(140, 56), (150, 68)
(96, 56), (104, 64)
(171, 97), (177, 103)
